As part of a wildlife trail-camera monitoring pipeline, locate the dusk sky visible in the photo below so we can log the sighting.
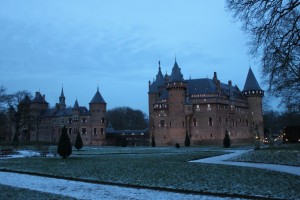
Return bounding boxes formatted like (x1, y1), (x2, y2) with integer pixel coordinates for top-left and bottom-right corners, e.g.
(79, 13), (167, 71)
(0, 0), (264, 114)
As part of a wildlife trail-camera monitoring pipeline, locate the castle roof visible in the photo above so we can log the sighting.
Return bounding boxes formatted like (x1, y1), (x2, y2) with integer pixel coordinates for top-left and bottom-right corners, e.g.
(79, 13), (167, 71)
(73, 99), (80, 110)
(20, 95), (31, 104)
(60, 87), (65, 98)
(156, 65), (165, 87)
(243, 68), (262, 91)
(41, 106), (90, 117)
(187, 78), (244, 100)
(149, 62), (166, 94)
(32, 92), (48, 104)
(90, 87), (106, 104)
(187, 78), (217, 94)
(169, 59), (184, 82)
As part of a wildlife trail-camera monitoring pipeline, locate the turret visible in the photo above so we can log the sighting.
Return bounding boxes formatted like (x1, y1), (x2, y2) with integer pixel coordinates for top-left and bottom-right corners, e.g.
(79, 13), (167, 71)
(166, 59), (187, 112)
(243, 68), (264, 136)
(165, 59), (187, 145)
(148, 61), (166, 134)
(72, 99), (80, 123)
(59, 87), (66, 109)
(89, 87), (106, 124)
(89, 87), (106, 143)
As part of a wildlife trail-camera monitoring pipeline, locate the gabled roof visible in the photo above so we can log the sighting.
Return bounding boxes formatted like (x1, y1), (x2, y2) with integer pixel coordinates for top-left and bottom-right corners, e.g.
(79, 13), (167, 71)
(243, 68), (262, 91)
(90, 87), (106, 104)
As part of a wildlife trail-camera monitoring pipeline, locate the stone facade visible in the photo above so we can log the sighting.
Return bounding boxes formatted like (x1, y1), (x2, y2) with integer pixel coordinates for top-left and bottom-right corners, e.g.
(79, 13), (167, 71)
(9, 87), (107, 145)
(148, 60), (264, 146)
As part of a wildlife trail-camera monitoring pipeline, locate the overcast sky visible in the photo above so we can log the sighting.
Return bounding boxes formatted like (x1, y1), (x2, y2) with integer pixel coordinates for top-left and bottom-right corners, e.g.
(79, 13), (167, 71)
(0, 0), (263, 114)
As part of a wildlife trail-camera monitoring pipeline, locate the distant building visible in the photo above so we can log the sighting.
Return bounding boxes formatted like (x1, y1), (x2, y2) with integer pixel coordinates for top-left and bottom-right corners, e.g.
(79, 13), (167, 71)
(148, 60), (264, 146)
(8, 87), (107, 145)
(106, 123), (149, 146)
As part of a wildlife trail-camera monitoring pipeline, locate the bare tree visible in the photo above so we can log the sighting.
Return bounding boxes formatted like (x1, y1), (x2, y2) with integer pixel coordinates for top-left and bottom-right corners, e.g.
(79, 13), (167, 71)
(226, 0), (300, 111)
(0, 86), (11, 112)
(106, 106), (148, 130)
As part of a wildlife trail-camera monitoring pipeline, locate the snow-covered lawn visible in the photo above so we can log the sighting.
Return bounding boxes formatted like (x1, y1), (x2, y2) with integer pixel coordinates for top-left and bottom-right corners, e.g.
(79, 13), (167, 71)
(0, 171), (240, 200)
(229, 145), (300, 166)
(1, 145), (300, 199)
(191, 149), (300, 176)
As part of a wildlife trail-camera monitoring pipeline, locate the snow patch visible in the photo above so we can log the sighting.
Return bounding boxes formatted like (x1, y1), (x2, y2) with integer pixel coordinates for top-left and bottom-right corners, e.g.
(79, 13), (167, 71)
(0, 172), (240, 200)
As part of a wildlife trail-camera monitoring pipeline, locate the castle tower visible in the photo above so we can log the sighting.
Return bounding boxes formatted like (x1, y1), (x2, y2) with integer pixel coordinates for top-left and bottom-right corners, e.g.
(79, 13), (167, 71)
(72, 99), (80, 124)
(165, 59), (187, 145)
(30, 91), (49, 141)
(59, 87), (66, 109)
(148, 61), (165, 139)
(89, 87), (106, 145)
(242, 68), (264, 138)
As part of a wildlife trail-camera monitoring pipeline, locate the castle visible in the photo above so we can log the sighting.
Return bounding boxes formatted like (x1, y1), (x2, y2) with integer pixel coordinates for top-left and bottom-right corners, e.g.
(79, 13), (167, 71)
(148, 60), (264, 146)
(8, 87), (107, 145)
(4, 59), (264, 147)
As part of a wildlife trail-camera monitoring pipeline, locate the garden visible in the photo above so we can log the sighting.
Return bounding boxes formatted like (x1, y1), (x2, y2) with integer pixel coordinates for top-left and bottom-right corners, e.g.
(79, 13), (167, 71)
(1, 144), (300, 200)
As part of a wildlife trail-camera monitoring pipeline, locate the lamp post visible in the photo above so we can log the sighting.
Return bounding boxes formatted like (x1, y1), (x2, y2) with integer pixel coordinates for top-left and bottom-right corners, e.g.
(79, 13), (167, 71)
(254, 124), (260, 150)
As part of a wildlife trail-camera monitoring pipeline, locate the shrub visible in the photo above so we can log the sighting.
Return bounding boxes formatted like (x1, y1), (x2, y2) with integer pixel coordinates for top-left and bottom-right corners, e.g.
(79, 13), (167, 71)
(185, 132), (190, 147)
(151, 134), (156, 147)
(121, 137), (127, 147)
(175, 143), (180, 148)
(11, 132), (19, 147)
(74, 131), (83, 150)
(223, 131), (231, 148)
(57, 126), (72, 159)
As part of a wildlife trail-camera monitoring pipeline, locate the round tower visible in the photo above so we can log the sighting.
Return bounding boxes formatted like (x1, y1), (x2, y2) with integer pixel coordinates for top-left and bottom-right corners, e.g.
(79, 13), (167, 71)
(165, 59), (187, 145)
(242, 68), (264, 138)
(89, 87), (107, 145)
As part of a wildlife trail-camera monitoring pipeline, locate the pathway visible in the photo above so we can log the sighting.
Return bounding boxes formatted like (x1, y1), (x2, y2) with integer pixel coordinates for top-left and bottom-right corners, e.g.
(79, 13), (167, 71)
(191, 149), (300, 176)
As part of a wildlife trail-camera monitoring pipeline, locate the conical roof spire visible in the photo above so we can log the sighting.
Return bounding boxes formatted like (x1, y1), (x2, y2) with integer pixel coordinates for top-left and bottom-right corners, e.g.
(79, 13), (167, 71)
(243, 68), (264, 96)
(90, 87), (106, 104)
(169, 58), (184, 82)
(60, 87), (65, 98)
(73, 99), (80, 110)
(243, 68), (262, 91)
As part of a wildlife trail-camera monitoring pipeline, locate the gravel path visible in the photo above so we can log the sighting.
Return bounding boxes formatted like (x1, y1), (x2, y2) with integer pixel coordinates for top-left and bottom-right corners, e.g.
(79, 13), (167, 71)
(191, 149), (300, 176)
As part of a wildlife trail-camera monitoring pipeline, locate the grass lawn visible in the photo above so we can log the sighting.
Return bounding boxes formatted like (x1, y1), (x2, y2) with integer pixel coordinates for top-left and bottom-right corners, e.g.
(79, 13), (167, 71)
(1, 146), (300, 199)
(0, 184), (76, 200)
(230, 144), (300, 166)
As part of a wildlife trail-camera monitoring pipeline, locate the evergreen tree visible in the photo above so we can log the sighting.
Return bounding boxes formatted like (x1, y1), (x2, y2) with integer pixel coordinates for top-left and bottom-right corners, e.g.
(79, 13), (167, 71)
(11, 132), (19, 147)
(223, 130), (231, 148)
(57, 126), (72, 159)
(74, 131), (83, 150)
(184, 132), (190, 147)
(151, 134), (156, 147)
(121, 136), (127, 147)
